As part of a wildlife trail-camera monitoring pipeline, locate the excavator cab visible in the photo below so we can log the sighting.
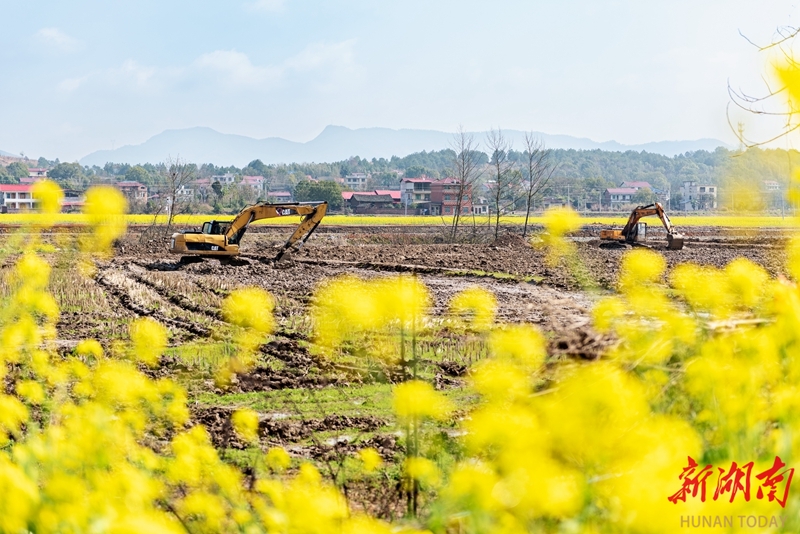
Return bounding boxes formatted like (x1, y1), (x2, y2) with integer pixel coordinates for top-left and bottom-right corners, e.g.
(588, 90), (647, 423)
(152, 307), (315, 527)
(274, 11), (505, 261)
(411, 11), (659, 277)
(201, 221), (226, 235)
(628, 222), (647, 243)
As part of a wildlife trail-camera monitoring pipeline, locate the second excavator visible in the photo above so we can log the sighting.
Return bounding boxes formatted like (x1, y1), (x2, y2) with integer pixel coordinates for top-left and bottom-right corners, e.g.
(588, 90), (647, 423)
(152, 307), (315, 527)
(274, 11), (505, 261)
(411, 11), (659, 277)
(169, 201), (327, 261)
(600, 202), (685, 250)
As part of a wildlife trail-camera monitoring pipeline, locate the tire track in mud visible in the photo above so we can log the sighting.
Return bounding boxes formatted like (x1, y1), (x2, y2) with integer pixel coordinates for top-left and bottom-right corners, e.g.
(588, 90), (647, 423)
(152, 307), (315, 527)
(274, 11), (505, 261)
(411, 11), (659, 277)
(292, 257), (543, 284)
(94, 265), (212, 338)
(125, 266), (225, 322)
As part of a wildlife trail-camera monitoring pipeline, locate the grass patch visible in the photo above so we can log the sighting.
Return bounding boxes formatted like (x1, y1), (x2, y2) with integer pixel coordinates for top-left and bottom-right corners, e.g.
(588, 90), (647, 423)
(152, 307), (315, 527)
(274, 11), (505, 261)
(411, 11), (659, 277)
(195, 383), (479, 422)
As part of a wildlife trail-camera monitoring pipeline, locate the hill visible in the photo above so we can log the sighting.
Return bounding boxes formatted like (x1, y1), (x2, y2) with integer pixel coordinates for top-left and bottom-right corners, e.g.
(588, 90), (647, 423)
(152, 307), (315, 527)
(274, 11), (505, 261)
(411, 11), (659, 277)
(79, 126), (730, 167)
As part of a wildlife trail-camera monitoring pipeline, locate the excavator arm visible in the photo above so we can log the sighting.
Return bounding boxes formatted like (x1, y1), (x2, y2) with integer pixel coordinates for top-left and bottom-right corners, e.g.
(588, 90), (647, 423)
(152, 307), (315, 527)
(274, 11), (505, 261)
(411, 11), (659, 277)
(170, 201), (328, 258)
(271, 202), (328, 260)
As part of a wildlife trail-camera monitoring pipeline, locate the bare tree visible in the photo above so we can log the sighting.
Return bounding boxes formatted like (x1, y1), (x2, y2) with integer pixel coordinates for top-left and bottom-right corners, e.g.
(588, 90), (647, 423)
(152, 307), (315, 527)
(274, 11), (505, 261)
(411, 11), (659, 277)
(162, 156), (196, 228)
(449, 126), (483, 241)
(485, 128), (515, 239)
(521, 133), (557, 236)
(727, 26), (800, 148)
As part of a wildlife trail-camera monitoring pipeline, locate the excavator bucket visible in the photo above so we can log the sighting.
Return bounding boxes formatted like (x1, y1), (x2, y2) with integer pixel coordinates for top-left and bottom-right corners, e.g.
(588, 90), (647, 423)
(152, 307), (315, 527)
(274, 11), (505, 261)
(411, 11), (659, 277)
(667, 233), (685, 250)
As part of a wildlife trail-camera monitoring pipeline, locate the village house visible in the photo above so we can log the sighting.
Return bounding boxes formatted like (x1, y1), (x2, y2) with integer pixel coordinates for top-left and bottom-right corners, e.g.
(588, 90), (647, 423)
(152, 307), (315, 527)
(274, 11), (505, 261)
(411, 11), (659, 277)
(603, 187), (637, 208)
(619, 181), (652, 191)
(344, 172), (369, 191)
(61, 189), (85, 212)
(28, 168), (48, 179)
(374, 189), (402, 202)
(341, 190), (402, 213)
(400, 178), (433, 205)
(175, 184), (195, 201)
(116, 181), (148, 203)
(212, 173), (237, 185)
(267, 191), (293, 202)
(0, 184), (35, 211)
(430, 177), (472, 216)
(472, 197), (489, 215)
(347, 192), (398, 214)
(680, 180), (718, 210)
(242, 175), (267, 195)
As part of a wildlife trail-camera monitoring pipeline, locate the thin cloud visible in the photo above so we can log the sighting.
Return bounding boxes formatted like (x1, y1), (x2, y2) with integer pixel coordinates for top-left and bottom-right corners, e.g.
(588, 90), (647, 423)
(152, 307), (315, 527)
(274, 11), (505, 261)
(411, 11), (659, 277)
(110, 60), (157, 88)
(53, 39), (358, 97)
(57, 76), (88, 93)
(245, 0), (285, 13)
(193, 50), (283, 88)
(35, 27), (82, 53)
(285, 39), (357, 73)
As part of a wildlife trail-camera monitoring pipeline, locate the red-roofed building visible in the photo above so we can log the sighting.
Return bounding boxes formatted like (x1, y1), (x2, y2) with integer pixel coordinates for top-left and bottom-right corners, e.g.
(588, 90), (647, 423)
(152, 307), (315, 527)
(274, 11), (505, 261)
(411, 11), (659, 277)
(0, 184), (35, 211)
(341, 191), (356, 201)
(242, 175), (266, 194)
(619, 181), (652, 190)
(603, 187), (638, 208)
(374, 189), (401, 202)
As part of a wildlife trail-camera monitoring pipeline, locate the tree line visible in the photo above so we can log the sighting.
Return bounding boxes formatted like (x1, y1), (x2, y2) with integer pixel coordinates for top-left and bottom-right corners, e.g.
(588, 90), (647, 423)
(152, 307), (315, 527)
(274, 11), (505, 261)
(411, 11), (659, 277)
(3, 144), (796, 217)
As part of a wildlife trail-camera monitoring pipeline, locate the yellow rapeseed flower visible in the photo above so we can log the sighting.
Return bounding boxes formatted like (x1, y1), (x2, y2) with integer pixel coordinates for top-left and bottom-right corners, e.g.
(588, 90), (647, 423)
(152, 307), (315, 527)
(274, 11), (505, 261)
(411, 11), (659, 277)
(404, 457), (440, 486)
(618, 247), (665, 291)
(449, 286), (496, 331)
(16, 380), (45, 405)
(31, 179), (64, 216)
(221, 287), (276, 334)
(392, 380), (453, 422)
(469, 359), (532, 401)
(0, 456), (39, 533)
(543, 205), (582, 237)
(357, 447), (383, 472)
(231, 408), (259, 444)
(266, 446), (291, 472)
(488, 324), (545, 368)
(539, 206), (582, 265)
(775, 61), (800, 115)
(0, 394), (29, 442)
(375, 275), (430, 327)
(82, 185), (128, 254)
(129, 317), (167, 367)
(76, 339), (104, 359)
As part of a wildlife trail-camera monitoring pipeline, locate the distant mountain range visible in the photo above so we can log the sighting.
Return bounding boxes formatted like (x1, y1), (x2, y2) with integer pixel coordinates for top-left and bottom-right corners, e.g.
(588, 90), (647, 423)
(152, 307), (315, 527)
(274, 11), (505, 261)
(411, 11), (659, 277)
(79, 126), (731, 167)
(0, 149), (17, 158)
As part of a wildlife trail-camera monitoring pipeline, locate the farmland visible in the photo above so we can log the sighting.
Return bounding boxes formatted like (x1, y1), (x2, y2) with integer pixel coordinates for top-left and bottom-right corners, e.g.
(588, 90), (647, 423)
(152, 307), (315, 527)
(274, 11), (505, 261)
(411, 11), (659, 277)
(2, 205), (798, 532)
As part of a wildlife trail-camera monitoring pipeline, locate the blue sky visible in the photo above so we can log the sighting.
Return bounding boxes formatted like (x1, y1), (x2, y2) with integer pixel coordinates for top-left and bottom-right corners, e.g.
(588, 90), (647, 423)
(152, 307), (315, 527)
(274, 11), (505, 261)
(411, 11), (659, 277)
(2, 0), (798, 160)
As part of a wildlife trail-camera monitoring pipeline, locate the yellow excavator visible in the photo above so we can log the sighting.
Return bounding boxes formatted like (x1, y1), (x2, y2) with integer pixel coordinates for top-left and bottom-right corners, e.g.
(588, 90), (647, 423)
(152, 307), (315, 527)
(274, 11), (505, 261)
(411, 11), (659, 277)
(600, 202), (684, 250)
(170, 201), (327, 261)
